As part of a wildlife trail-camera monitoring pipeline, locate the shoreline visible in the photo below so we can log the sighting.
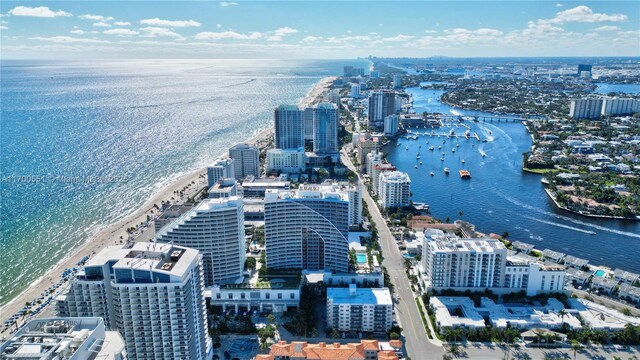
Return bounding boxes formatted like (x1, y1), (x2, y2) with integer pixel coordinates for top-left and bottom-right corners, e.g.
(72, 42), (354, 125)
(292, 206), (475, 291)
(543, 188), (639, 222)
(0, 75), (336, 332)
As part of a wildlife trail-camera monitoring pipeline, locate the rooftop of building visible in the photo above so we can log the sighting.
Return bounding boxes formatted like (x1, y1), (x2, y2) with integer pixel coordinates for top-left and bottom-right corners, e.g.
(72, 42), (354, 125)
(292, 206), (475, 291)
(265, 188), (349, 203)
(230, 143), (258, 150)
(256, 340), (401, 360)
(430, 237), (506, 254)
(0, 317), (121, 360)
(379, 171), (411, 183)
(84, 242), (199, 280)
(327, 285), (392, 306)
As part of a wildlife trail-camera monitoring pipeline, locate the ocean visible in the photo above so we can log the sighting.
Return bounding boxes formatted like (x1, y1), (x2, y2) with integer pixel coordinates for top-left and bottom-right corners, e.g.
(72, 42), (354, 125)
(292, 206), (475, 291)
(386, 84), (640, 272)
(0, 59), (367, 306)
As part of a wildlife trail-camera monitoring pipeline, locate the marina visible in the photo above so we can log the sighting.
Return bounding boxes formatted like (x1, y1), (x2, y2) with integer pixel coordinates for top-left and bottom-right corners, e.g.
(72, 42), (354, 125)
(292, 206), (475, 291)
(384, 84), (640, 272)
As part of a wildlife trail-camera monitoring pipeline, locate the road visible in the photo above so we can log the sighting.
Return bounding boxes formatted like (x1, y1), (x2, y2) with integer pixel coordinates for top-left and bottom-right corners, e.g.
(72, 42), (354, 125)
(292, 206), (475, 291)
(341, 150), (443, 359)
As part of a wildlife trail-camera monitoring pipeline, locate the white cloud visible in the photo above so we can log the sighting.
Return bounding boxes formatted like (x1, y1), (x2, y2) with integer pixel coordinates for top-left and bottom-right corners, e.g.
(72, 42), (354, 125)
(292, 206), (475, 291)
(594, 25), (620, 32)
(139, 18), (201, 27)
(216, 24), (222, 28)
(8, 6), (71, 18)
(381, 34), (416, 42)
(266, 27), (298, 41)
(140, 27), (185, 39)
(544, 5), (627, 24)
(555, 3), (563, 7)
(522, 21), (564, 36)
(70, 29), (85, 35)
(220, 2), (239, 6)
(302, 36), (321, 42)
(195, 31), (262, 40)
(273, 27), (298, 36)
(103, 28), (139, 36)
(114, 21), (131, 26)
(79, 14), (113, 21)
(93, 22), (112, 28)
(29, 36), (109, 43)
(0, 25), (7, 30)
(424, 30), (437, 34)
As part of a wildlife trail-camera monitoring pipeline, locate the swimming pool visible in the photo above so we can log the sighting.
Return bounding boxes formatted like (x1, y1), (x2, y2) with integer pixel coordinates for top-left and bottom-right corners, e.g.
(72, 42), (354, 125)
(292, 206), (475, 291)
(356, 253), (367, 264)
(594, 269), (606, 277)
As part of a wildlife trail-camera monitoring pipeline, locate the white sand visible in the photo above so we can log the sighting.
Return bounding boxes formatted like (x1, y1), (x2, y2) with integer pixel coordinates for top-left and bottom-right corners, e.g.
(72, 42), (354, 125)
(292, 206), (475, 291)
(0, 76), (336, 333)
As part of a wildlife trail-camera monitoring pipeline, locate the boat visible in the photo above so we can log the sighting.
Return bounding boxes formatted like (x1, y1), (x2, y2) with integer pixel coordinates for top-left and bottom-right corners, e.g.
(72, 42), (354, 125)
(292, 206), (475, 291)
(441, 157), (445, 161)
(414, 165), (418, 168)
(541, 178), (550, 185)
(456, 143), (460, 147)
(430, 172), (435, 176)
(442, 152), (445, 156)
(397, 143), (401, 147)
(452, 148), (456, 153)
(444, 167), (450, 174)
(464, 130), (471, 137)
(449, 129), (456, 137)
(461, 159), (465, 163)
(405, 146), (409, 150)
(418, 144), (421, 148)
(459, 169), (471, 179)
(429, 146), (434, 151)
(419, 161), (423, 165)
(438, 146), (442, 149)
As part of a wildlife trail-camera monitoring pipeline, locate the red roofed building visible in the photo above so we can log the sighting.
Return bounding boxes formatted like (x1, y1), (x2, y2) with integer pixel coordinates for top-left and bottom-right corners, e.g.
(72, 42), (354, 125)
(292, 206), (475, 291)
(256, 340), (401, 360)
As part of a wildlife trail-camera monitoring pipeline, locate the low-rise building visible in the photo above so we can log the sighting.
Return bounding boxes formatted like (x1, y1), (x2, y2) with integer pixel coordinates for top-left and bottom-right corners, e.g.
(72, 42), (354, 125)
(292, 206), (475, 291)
(256, 340), (401, 360)
(618, 283), (640, 304)
(563, 255), (589, 269)
(566, 267), (592, 287)
(512, 241), (535, 254)
(568, 298), (640, 331)
(0, 317), (126, 360)
(326, 285), (393, 333)
(208, 178), (241, 199)
(430, 296), (582, 331)
(242, 176), (291, 198)
(541, 249), (566, 263)
(613, 269), (640, 285)
(590, 276), (618, 295)
(208, 277), (301, 314)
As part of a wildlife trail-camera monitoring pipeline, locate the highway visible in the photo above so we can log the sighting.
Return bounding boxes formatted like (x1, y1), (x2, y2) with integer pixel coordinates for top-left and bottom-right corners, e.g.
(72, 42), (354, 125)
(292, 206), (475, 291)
(341, 150), (443, 359)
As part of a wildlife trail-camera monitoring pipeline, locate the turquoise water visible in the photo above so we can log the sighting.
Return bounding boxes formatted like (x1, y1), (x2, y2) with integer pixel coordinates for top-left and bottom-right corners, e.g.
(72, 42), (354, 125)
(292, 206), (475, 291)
(0, 59), (367, 306)
(594, 270), (606, 277)
(386, 84), (640, 273)
(356, 253), (367, 264)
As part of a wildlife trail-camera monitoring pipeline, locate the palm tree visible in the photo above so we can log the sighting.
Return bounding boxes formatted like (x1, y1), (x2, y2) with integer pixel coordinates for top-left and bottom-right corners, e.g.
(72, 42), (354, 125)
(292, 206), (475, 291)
(570, 340), (583, 360)
(558, 309), (568, 326)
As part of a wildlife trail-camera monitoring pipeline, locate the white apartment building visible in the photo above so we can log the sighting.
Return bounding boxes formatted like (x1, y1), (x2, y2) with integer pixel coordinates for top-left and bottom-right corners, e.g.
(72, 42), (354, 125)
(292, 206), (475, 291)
(504, 257), (566, 296)
(264, 188), (350, 273)
(350, 84), (361, 98)
(207, 158), (235, 188)
(422, 237), (507, 290)
(229, 143), (260, 179)
(384, 115), (399, 137)
(326, 284), (393, 333)
(422, 233), (565, 295)
(569, 99), (604, 119)
(366, 151), (383, 180)
(601, 98), (639, 116)
(393, 74), (402, 89)
(266, 148), (306, 173)
(56, 243), (212, 360)
(156, 197), (245, 286)
(378, 171), (411, 208)
(371, 163), (396, 195)
(300, 182), (362, 229)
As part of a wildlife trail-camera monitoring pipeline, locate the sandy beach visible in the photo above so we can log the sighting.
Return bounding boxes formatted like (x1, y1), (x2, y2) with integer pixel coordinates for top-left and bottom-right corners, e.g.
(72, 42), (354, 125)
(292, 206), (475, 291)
(0, 76), (335, 335)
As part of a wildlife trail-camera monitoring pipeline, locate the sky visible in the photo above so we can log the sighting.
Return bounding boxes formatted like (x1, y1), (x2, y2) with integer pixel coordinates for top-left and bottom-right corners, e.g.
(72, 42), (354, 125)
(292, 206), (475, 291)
(1, 1), (639, 59)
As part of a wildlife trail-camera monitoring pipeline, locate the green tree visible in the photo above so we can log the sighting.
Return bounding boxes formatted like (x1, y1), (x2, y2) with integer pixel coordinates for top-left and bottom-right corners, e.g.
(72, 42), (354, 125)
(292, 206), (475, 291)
(571, 340), (583, 360)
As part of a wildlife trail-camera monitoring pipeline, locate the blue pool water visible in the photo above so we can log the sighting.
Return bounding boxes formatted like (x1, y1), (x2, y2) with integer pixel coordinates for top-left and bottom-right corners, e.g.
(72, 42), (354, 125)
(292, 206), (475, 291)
(594, 270), (606, 277)
(356, 253), (367, 264)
